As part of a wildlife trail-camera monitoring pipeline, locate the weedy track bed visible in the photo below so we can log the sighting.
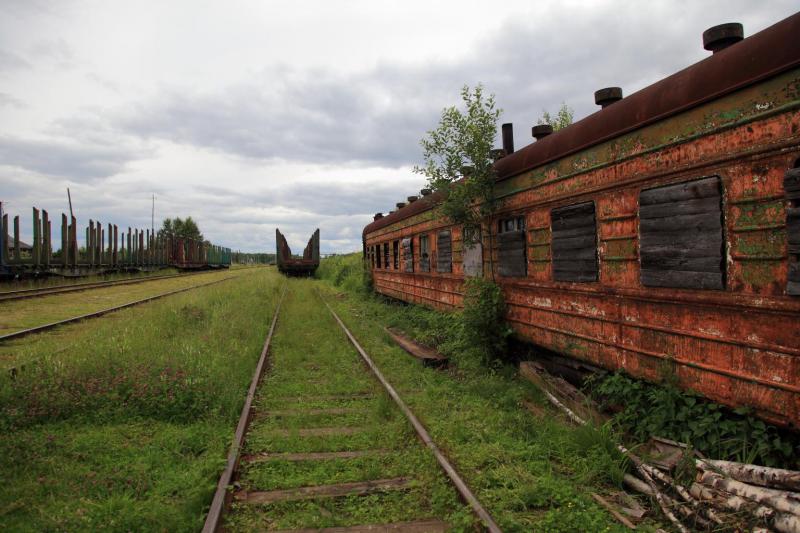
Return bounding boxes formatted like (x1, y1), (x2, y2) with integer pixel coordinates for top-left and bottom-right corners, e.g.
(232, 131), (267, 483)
(205, 279), (491, 532)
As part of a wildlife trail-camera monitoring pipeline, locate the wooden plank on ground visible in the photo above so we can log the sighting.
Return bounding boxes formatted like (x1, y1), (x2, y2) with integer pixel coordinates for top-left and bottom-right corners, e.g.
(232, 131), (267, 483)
(242, 450), (388, 463)
(385, 327), (447, 365)
(519, 361), (606, 425)
(270, 518), (450, 532)
(235, 477), (413, 504)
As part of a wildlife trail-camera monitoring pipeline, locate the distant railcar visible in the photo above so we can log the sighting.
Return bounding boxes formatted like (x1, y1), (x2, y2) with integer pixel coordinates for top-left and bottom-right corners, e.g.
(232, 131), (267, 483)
(276, 228), (320, 276)
(363, 15), (800, 427)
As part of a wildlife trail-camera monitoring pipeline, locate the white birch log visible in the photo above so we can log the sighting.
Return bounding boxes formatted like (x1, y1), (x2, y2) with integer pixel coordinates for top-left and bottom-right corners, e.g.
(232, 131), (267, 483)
(699, 470), (800, 517)
(700, 460), (800, 492)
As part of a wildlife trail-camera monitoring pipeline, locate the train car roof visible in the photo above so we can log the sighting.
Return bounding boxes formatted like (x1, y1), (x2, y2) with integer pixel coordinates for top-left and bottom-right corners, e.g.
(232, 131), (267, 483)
(364, 12), (800, 237)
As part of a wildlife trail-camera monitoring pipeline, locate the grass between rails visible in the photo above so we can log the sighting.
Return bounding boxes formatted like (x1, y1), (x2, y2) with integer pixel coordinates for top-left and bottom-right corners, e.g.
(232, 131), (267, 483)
(0, 267), (250, 340)
(317, 255), (655, 532)
(0, 268), (283, 531)
(226, 278), (473, 531)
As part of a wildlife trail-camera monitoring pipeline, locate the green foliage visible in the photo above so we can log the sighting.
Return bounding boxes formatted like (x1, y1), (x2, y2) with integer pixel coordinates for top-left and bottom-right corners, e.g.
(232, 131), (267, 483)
(160, 216), (203, 241)
(414, 84), (502, 234)
(538, 102), (575, 131)
(461, 277), (512, 365)
(315, 253), (371, 294)
(593, 372), (800, 468)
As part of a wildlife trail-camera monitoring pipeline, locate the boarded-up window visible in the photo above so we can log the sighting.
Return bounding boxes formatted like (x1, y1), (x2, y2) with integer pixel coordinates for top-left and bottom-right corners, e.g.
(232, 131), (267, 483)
(551, 203), (598, 282)
(639, 176), (724, 290)
(420, 235), (430, 272)
(392, 240), (399, 269)
(402, 238), (413, 272)
(498, 217), (526, 277)
(462, 226), (483, 277)
(383, 243), (389, 269)
(785, 167), (800, 295)
(436, 230), (452, 273)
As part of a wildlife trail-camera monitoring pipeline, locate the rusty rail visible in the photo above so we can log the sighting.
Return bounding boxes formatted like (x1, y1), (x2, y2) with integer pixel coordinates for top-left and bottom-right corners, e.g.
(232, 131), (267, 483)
(202, 284), (286, 533)
(0, 273), (249, 343)
(317, 289), (503, 533)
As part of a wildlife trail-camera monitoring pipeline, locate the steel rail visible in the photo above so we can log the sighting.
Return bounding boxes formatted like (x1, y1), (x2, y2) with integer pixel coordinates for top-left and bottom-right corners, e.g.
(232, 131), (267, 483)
(0, 273), (251, 343)
(202, 284), (287, 533)
(317, 290), (503, 533)
(0, 265), (263, 302)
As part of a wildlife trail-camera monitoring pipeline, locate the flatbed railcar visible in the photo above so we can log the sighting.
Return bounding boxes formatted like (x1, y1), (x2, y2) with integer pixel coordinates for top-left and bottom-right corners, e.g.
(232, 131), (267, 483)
(276, 228), (320, 276)
(363, 14), (800, 428)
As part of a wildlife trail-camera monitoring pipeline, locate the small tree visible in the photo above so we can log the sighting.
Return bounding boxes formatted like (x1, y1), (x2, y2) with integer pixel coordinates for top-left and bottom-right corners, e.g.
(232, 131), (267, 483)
(414, 84), (501, 241)
(160, 216), (203, 241)
(537, 102), (574, 131)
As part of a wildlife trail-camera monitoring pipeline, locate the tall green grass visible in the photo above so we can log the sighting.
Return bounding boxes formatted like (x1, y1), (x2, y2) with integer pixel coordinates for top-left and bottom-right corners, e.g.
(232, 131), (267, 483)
(0, 269), (282, 531)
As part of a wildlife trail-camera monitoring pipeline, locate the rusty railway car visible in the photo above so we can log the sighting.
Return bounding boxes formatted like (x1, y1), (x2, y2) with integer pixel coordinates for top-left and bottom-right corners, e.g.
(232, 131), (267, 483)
(276, 228), (320, 276)
(363, 15), (800, 427)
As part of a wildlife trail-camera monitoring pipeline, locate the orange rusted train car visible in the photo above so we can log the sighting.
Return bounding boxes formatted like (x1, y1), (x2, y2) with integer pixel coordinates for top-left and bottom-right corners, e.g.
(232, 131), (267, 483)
(363, 15), (800, 427)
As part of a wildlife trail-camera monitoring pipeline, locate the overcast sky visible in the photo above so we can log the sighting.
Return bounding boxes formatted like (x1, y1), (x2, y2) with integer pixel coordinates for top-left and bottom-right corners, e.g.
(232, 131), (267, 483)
(1, 1), (797, 253)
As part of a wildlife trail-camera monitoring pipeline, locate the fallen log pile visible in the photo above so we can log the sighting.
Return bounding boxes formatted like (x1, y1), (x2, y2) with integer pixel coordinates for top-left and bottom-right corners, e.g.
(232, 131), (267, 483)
(519, 361), (800, 532)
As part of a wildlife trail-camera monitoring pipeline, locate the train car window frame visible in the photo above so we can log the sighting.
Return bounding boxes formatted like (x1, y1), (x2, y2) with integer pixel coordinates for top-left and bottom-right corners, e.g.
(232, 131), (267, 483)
(462, 225), (483, 277)
(392, 240), (399, 270)
(436, 230), (452, 273)
(375, 245), (380, 269)
(785, 162), (800, 296)
(420, 234), (430, 272)
(639, 175), (725, 290)
(551, 202), (598, 283)
(383, 242), (389, 270)
(402, 237), (413, 273)
(497, 216), (526, 277)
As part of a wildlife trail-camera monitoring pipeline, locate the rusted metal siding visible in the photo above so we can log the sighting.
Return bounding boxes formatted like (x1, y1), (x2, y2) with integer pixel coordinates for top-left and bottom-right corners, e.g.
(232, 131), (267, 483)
(364, 27), (800, 426)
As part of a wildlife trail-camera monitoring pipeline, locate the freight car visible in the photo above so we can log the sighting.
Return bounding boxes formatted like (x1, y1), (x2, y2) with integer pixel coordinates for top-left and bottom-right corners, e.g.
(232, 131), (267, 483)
(276, 228), (320, 276)
(0, 202), (231, 279)
(363, 15), (800, 427)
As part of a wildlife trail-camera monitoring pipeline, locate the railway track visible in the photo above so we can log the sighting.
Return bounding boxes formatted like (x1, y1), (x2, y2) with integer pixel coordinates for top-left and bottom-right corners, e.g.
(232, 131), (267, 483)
(0, 266), (260, 303)
(204, 281), (501, 532)
(0, 270), (256, 343)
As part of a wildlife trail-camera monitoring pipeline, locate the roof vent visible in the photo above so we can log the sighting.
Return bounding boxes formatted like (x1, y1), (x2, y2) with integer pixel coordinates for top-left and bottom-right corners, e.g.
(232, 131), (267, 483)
(373, 212), (383, 220)
(389, 210), (395, 215)
(502, 123), (514, 154)
(407, 195), (418, 203)
(532, 124), (553, 140)
(703, 23), (743, 53)
(396, 202), (406, 209)
(490, 148), (507, 161)
(595, 87), (623, 108)
(420, 188), (432, 196)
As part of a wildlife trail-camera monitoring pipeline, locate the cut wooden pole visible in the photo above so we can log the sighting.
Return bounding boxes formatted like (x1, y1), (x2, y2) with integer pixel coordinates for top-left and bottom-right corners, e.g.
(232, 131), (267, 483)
(32, 207), (40, 266)
(13, 215), (20, 262)
(591, 493), (637, 529)
(700, 460), (800, 493)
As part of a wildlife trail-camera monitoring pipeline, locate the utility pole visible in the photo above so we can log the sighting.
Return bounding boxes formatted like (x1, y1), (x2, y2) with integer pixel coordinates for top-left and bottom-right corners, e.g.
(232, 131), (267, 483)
(151, 194), (155, 234)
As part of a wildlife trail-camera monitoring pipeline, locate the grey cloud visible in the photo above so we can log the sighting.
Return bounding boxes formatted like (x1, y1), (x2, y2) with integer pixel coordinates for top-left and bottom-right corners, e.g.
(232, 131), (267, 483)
(113, 1), (799, 169)
(0, 92), (25, 108)
(0, 49), (30, 72)
(0, 135), (145, 180)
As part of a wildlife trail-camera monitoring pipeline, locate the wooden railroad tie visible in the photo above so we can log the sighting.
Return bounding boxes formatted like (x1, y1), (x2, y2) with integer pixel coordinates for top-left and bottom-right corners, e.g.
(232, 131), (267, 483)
(265, 426), (365, 437)
(269, 518), (450, 532)
(234, 477), (413, 505)
(241, 449), (388, 464)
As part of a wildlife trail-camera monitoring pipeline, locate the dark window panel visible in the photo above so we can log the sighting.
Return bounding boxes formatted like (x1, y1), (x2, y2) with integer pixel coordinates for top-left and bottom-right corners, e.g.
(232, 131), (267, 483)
(551, 202), (598, 282)
(639, 176), (723, 290)
(436, 230), (452, 273)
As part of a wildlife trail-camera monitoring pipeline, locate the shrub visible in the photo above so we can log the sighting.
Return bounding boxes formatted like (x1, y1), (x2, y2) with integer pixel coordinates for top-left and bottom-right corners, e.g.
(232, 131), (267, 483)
(461, 277), (512, 365)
